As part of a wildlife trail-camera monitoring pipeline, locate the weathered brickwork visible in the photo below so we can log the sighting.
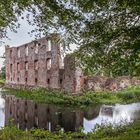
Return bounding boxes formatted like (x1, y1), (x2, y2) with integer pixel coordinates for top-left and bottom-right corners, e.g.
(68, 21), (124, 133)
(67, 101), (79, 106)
(5, 36), (140, 93)
(5, 36), (84, 93)
(85, 76), (140, 91)
(63, 55), (84, 93)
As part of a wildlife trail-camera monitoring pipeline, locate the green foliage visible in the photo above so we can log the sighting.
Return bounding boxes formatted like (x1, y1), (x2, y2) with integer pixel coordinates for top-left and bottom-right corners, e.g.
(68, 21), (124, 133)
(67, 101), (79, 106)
(0, 121), (140, 140)
(0, 79), (5, 85)
(0, 66), (5, 80)
(0, 0), (140, 76)
(2, 86), (140, 108)
(87, 120), (140, 140)
(0, 0), (140, 77)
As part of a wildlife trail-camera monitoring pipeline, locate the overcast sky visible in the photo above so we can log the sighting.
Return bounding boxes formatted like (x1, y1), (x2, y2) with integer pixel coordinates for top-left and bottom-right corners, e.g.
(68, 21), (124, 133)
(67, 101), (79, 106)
(0, 11), (77, 69)
(0, 16), (42, 69)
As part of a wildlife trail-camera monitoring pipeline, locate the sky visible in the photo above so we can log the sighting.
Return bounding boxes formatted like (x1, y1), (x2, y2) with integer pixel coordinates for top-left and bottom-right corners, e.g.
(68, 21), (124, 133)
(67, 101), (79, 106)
(0, 11), (78, 69)
(0, 16), (38, 69)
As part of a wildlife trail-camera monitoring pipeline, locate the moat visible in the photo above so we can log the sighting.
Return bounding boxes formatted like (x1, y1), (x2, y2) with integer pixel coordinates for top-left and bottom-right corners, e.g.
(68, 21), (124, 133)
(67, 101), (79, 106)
(0, 90), (140, 133)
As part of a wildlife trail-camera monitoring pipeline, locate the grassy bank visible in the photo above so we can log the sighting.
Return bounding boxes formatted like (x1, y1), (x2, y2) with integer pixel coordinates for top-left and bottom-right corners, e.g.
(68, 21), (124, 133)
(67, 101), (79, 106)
(0, 121), (140, 140)
(0, 79), (5, 86)
(2, 86), (140, 107)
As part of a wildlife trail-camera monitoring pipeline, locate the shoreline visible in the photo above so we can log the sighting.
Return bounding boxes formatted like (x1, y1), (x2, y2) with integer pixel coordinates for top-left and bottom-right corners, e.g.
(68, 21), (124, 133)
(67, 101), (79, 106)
(1, 86), (140, 108)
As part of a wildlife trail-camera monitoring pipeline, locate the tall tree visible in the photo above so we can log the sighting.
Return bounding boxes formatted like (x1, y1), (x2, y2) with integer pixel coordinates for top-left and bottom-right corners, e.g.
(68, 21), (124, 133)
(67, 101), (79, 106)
(0, 0), (140, 76)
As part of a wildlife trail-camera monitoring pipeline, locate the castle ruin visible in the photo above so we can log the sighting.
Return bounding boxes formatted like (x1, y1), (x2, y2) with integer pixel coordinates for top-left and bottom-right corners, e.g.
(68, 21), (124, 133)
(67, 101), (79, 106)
(5, 36), (84, 93)
(5, 36), (140, 93)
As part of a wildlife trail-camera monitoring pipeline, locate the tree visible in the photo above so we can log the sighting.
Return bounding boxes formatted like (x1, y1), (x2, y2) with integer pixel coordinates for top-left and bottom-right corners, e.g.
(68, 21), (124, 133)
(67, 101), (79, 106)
(0, 65), (5, 80)
(72, 0), (140, 76)
(0, 0), (140, 76)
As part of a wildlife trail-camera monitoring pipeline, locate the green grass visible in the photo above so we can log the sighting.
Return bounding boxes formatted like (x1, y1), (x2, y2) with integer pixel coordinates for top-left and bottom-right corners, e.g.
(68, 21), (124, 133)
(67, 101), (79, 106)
(86, 120), (140, 140)
(2, 86), (140, 107)
(0, 79), (5, 85)
(0, 121), (140, 140)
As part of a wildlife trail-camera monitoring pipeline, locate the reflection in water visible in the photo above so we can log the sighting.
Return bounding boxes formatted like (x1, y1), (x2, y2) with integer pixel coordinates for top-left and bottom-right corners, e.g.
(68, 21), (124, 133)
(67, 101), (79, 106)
(1, 95), (140, 133)
(84, 103), (140, 133)
(5, 96), (84, 132)
(0, 95), (5, 128)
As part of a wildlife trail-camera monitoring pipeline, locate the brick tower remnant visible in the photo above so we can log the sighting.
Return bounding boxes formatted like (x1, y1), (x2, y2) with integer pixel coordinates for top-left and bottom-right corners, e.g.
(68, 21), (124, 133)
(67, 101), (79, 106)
(63, 55), (84, 93)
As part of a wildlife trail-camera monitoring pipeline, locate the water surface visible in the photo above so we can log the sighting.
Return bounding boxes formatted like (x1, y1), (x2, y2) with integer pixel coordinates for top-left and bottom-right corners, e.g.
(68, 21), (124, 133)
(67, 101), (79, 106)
(0, 92), (140, 133)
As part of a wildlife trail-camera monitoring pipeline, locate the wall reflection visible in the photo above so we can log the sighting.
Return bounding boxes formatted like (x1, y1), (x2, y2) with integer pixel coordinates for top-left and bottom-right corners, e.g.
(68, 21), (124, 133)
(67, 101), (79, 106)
(4, 95), (140, 133)
(5, 96), (86, 131)
(0, 95), (5, 128)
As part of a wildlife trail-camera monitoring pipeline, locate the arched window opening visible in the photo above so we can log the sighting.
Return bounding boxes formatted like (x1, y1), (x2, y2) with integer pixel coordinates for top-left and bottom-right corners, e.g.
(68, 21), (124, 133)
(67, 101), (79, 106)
(34, 60), (38, 70)
(25, 61), (28, 71)
(47, 40), (51, 51)
(46, 58), (51, 70)
(35, 43), (39, 54)
(25, 45), (28, 56)
(17, 48), (20, 58)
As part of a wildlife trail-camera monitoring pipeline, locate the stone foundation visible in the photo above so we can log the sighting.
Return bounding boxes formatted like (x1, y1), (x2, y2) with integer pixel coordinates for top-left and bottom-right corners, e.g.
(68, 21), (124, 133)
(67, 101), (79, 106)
(85, 76), (140, 92)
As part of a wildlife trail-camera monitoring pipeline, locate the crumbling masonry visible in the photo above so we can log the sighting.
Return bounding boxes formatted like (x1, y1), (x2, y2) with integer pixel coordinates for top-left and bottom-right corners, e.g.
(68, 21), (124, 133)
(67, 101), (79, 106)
(5, 36), (84, 93)
(5, 36), (140, 93)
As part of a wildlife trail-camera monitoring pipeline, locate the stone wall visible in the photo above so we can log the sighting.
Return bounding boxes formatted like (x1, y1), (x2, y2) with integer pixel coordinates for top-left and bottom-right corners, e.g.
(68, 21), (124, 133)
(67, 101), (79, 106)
(63, 55), (84, 93)
(5, 37), (62, 89)
(5, 36), (140, 93)
(5, 36), (83, 93)
(85, 76), (140, 91)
